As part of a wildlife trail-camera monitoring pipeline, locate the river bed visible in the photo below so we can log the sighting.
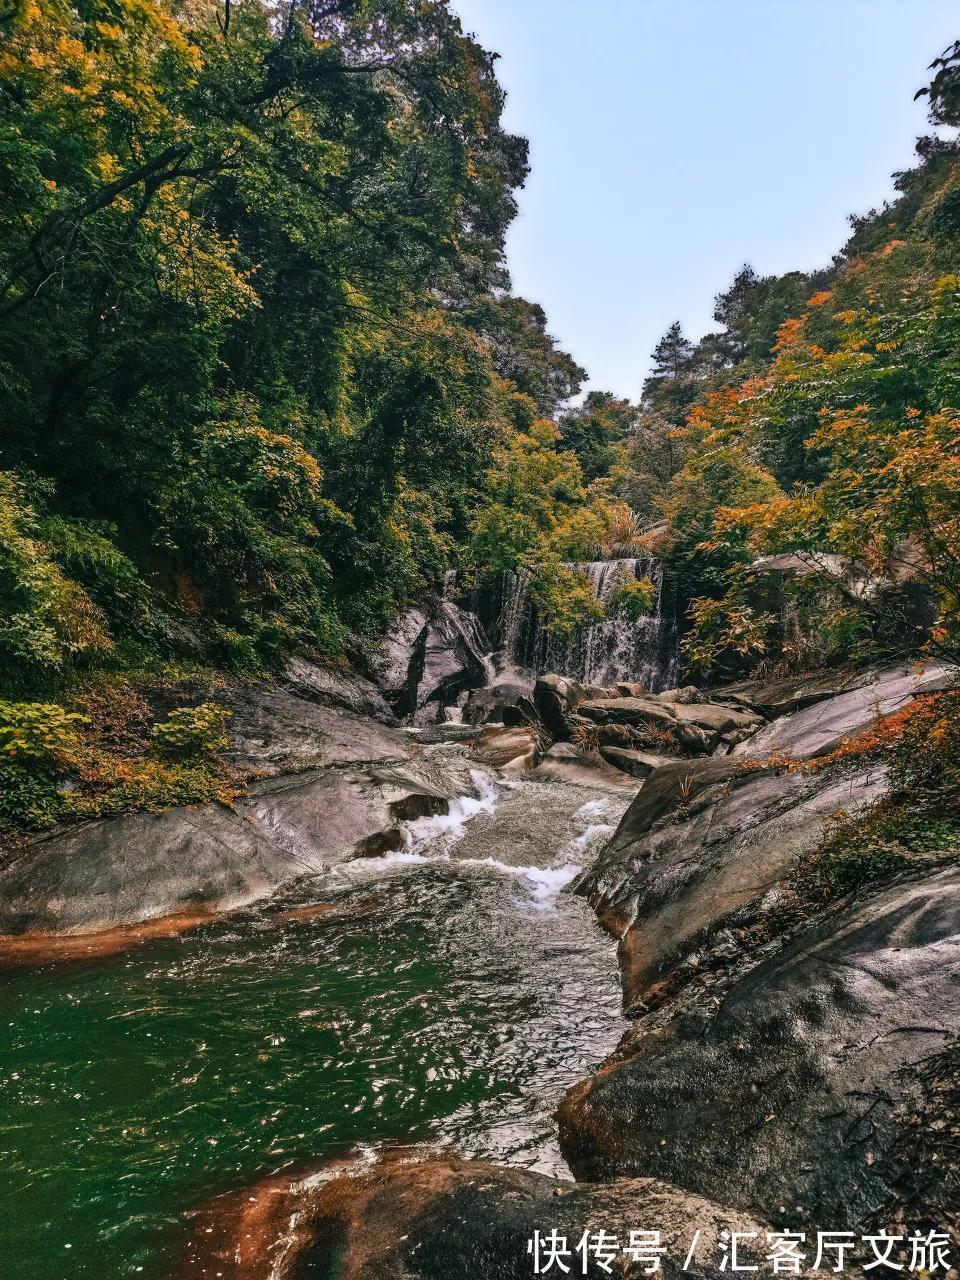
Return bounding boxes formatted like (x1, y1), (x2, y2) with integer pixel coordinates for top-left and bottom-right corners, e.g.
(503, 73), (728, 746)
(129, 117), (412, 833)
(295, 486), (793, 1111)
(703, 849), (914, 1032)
(0, 749), (630, 1279)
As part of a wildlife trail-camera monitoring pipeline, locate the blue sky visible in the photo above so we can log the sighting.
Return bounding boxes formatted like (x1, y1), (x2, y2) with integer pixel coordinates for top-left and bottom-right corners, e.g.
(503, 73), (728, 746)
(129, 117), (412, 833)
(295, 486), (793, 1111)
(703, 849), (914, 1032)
(451, 0), (958, 400)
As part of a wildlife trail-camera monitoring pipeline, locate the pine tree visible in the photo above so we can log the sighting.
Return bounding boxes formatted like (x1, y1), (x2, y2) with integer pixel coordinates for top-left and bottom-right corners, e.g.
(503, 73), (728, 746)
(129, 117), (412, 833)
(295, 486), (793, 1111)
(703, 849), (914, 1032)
(650, 321), (695, 381)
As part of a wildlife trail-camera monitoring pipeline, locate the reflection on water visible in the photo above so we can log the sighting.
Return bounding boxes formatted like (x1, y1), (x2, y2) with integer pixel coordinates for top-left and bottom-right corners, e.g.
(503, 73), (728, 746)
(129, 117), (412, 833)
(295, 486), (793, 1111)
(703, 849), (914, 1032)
(0, 755), (629, 1279)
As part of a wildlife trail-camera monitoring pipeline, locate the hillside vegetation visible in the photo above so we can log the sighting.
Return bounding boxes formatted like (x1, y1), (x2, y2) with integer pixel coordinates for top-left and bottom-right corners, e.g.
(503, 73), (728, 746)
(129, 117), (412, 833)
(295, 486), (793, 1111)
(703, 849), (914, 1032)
(2, 1), (960, 833)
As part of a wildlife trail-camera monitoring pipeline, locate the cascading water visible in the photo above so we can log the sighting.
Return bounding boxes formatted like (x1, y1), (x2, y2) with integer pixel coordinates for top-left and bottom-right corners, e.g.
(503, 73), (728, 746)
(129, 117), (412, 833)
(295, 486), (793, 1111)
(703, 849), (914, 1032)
(494, 556), (676, 690)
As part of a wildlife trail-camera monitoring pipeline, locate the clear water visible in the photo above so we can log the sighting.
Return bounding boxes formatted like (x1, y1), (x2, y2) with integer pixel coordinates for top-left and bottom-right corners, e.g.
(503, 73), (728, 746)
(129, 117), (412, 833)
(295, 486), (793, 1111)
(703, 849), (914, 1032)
(0, 760), (628, 1279)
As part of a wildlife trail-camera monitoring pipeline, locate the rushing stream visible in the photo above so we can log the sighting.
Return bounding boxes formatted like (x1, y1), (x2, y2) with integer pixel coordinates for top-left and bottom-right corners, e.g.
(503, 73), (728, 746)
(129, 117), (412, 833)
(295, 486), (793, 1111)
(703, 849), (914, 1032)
(0, 747), (630, 1279)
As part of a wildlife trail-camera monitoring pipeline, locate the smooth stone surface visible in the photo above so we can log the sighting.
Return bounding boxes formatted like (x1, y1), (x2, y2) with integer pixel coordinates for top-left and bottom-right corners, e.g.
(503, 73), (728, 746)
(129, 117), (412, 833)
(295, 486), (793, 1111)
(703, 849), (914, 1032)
(0, 758), (462, 935)
(598, 746), (678, 778)
(181, 1150), (769, 1280)
(282, 655), (394, 721)
(560, 865), (960, 1231)
(226, 684), (411, 777)
(575, 758), (888, 1008)
(731, 662), (954, 761)
(471, 724), (540, 773)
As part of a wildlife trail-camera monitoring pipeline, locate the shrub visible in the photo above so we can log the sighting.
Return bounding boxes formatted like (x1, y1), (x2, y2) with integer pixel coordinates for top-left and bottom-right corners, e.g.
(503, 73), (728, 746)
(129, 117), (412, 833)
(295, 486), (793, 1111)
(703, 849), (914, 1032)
(41, 516), (154, 638)
(0, 763), (61, 832)
(889, 687), (960, 799)
(793, 685), (960, 900)
(0, 473), (112, 683)
(0, 700), (85, 768)
(608, 575), (656, 621)
(151, 703), (232, 758)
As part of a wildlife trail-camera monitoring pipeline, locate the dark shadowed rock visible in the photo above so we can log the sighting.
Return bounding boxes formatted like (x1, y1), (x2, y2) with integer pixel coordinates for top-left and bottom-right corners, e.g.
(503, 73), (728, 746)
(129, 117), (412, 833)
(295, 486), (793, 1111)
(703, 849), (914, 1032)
(463, 680), (532, 725)
(180, 1150), (769, 1280)
(578, 695), (679, 731)
(282, 655), (394, 721)
(574, 758), (887, 1009)
(374, 599), (494, 722)
(533, 674), (611, 739)
(598, 746), (678, 778)
(559, 866), (960, 1232)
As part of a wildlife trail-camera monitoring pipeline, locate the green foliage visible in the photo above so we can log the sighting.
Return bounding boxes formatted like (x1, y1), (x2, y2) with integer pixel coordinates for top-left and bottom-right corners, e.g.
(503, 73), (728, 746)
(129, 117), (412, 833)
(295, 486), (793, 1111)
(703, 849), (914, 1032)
(681, 596), (776, 678)
(889, 688), (960, 799)
(663, 444), (782, 599)
(41, 516), (155, 639)
(529, 566), (605, 641)
(0, 763), (62, 833)
(558, 392), (635, 484)
(608, 575), (656, 621)
(0, 0), (587, 663)
(799, 805), (960, 899)
(0, 698), (85, 833)
(151, 703), (232, 759)
(0, 473), (112, 685)
(0, 700), (85, 767)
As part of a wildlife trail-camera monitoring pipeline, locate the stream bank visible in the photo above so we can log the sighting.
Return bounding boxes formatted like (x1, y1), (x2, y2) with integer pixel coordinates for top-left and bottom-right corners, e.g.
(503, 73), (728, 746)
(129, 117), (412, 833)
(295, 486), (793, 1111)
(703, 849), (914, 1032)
(0, 746), (631, 1279)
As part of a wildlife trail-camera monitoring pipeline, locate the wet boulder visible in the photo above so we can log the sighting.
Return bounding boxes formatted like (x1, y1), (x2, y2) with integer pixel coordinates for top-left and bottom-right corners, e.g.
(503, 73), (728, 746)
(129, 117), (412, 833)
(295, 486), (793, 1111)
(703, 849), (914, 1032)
(574, 757), (888, 1011)
(181, 1150), (769, 1280)
(533, 674), (611, 739)
(471, 724), (540, 773)
(560, 865), (960, 1233)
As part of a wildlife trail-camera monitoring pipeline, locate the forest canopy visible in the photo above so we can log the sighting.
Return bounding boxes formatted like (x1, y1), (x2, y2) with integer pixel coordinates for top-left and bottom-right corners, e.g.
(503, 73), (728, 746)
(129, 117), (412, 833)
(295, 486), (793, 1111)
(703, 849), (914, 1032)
(2, 0), (960, 698)
(0, 0), (621, 689)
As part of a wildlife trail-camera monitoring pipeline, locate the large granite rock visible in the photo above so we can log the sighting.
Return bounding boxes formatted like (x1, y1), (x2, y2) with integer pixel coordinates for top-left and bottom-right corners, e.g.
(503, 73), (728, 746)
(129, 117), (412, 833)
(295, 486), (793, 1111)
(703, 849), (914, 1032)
(0, 688), (470, 936)
(532, 674), (612, 738)
(463, 679), (533, 726)
(374, 599), (493, 722)
(282, 655), (394, 721)
(471, 723), (540, 773)
(575, 695), (763, 757)
(0, 756), (461, 935)
(226, 684), (411, 776)
(181, 1150), (769, 1280)
(575, 758), (888, 1011)
(730, 662), (953, 762)
(560, 865), (960, 1232)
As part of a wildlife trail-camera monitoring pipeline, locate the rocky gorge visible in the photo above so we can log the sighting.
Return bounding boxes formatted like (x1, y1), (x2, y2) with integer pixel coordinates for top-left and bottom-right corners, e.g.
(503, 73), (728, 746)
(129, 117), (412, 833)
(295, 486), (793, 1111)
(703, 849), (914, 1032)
(2, 584), (959, 1278)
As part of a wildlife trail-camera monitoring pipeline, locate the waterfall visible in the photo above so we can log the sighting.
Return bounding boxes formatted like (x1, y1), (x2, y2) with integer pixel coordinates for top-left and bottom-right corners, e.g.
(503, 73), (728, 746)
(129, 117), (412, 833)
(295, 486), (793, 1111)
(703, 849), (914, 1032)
(493, 557), (676, 690)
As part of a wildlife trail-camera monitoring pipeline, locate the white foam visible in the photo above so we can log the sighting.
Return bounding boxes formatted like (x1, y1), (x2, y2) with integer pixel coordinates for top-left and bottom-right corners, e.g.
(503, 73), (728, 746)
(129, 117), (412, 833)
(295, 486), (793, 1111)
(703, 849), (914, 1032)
(565, 821), (615, 860)
(463, 857), (581, 909)
(401, 769), (501, 858)
(573, 798), (612, 821)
